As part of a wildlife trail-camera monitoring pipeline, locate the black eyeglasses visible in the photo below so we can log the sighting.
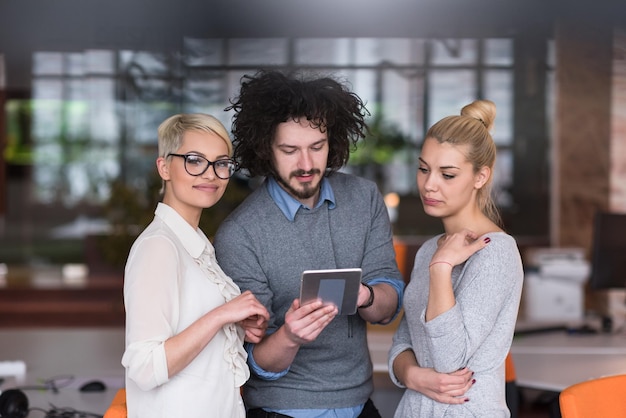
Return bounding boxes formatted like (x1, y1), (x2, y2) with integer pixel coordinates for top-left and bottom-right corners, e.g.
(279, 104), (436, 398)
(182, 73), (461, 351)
(168, 153), (237, 179)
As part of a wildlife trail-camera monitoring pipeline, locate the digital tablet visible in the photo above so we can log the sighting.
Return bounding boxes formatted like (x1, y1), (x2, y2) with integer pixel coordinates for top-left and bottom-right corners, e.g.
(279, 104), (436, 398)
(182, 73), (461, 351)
(299, 268), (363, 315)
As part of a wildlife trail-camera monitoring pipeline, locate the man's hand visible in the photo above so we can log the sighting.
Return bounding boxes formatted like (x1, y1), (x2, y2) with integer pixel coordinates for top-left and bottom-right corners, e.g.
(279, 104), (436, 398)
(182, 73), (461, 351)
(283, 298), (338, 346)
(248, 298), (338, 372)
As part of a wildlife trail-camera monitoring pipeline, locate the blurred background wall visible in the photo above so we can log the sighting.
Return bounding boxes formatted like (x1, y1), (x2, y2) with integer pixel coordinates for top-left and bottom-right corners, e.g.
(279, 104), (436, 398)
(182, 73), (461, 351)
(0, 0), (625, 273)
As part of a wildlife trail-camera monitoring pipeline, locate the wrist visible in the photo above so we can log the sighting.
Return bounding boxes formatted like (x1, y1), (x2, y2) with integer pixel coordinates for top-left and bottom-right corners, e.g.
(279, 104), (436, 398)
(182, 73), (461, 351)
(277, 324), (302, 350)
(359, 283), (375, 309)
(429, 260), (453, 269)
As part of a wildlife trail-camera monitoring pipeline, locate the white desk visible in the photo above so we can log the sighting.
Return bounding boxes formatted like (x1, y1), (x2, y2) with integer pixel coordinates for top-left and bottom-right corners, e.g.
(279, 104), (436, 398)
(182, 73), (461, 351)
(6, 326), (623, 416)
(366, 328), (626, 393)
(0, 328), (403, 418)
(0, 328), (125, 416)
(510, 331), (626, 392)
(2, 328), (398, 417)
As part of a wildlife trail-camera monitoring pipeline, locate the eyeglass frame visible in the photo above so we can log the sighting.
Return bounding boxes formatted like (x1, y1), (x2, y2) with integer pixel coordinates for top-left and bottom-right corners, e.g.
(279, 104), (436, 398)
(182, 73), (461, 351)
(167, 153), (238, 179)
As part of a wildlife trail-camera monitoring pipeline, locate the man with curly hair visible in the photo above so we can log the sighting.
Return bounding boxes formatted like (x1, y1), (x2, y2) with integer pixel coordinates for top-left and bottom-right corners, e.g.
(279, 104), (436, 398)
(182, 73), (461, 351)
(214, 70), (405, 418)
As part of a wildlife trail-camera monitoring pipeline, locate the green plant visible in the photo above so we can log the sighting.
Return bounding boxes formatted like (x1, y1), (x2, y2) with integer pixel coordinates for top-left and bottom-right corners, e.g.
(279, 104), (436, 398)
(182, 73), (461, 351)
(350, 115), (412, 166)
(348, 115), (413, 191)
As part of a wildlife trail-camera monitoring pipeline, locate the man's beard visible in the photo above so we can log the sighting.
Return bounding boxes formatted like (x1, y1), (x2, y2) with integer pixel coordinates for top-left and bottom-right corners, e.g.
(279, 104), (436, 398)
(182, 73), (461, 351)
(275, 169), (322, 201)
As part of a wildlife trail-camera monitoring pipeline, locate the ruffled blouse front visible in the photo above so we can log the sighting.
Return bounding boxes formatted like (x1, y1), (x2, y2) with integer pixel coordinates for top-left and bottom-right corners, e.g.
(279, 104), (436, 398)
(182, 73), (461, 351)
(122, 203), (247, 418)
(195, 241), (249, 387)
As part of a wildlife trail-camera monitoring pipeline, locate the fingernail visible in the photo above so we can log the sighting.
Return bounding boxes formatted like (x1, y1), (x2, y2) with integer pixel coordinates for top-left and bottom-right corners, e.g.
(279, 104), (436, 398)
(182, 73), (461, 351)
(472, 379), (476, 384)
(484, 237), (491, 243)
(464, 398), (470, 402)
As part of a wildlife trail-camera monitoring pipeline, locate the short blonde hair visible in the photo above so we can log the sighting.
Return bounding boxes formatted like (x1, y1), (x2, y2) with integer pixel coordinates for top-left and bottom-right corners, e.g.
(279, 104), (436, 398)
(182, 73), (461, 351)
(158, 113), (233, 158)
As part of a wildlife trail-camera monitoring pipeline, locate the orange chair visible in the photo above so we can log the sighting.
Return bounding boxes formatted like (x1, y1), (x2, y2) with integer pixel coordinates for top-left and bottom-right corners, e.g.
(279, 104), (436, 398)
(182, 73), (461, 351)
(103, 388), (127, 418)
(505, 351), (516, 383)
(393, 239), (408, 284)
(505, 352), (519, 418)
(559, 374), (626, 417)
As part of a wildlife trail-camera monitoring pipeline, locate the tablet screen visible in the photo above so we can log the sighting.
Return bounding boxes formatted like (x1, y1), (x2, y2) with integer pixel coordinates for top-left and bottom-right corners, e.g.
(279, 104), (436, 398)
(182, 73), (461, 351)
(300, 268), (362, 315)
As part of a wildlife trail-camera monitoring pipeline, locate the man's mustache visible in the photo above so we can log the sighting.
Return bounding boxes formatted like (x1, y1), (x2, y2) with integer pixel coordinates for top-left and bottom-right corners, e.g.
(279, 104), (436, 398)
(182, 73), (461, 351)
(290, 169), (321, 178)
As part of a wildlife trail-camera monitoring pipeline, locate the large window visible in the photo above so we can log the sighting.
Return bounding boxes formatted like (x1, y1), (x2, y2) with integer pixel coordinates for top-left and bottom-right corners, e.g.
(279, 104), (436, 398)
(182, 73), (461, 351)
(2, 36), (550, 266)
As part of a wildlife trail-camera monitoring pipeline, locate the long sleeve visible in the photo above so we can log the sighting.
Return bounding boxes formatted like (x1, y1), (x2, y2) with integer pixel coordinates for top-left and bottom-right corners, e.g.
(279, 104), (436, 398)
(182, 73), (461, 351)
(422, 235), (523, 373)
(390, 232), (523, 417)
(388, 313), (412, 388)
(122, 234), (179, 390)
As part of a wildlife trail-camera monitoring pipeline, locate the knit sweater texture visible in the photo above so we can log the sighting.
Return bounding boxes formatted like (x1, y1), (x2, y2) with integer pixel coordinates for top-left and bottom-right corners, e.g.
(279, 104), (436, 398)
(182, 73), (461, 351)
(214, 172), (403, 410)
(388, 232), (523, 417)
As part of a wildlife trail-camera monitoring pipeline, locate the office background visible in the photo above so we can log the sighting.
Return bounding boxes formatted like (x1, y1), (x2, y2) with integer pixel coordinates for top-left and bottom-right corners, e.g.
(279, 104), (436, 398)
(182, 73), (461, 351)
(2, 2), (626, 417)
(1, 0), (626, 313)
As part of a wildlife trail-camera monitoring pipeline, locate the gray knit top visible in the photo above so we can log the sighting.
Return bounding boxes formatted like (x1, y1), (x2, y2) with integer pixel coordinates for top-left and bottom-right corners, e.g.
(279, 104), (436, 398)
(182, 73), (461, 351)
(388, 232), (523, 417)
(214, 172), (404, 411)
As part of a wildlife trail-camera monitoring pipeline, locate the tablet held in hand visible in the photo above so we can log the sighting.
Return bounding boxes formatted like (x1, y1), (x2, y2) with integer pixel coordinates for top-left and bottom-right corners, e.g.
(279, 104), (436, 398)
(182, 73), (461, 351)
(300, 268), (362, 315)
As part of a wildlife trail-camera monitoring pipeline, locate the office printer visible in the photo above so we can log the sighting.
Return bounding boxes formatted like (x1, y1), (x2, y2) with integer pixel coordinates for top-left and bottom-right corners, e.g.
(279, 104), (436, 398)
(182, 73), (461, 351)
(522, 248), (590, 322)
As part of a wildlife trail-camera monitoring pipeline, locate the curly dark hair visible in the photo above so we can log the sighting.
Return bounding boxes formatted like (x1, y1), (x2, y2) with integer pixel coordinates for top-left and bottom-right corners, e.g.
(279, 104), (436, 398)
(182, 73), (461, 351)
(225, 69), (370, 178)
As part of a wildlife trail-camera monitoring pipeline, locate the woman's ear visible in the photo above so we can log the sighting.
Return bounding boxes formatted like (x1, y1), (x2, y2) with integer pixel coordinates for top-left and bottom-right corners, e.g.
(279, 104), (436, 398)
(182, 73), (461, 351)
(156, 157), (171, 181)
(474, 166), (491, 190)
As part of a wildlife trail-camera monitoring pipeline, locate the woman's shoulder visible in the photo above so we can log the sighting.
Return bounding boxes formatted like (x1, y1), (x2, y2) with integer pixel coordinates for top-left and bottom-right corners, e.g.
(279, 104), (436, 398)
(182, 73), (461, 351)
(483, 231), (518, 249)
(475, 232), (522, 266)
(131, 223), (179, 252)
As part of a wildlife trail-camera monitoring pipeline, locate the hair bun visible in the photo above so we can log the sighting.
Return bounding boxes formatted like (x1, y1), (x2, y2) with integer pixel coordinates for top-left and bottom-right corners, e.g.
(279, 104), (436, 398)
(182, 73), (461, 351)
(461, 100), (496, 131)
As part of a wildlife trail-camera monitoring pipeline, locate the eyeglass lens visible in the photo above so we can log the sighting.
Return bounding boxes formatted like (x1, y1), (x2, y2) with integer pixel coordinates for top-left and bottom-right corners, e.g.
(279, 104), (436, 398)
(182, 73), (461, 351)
(172, 154), (236, 179)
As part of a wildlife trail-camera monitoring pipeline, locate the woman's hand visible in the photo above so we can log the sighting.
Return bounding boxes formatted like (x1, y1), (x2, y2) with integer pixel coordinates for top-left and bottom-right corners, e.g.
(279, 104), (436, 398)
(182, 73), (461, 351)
(164, 290), (269, 377)
(219, 290), (270, 343)
(430, 229), (490, 269)
(426, 230), (490, 321)
(393, 349), (474, 404)
(240, 314), (268, 343)
(407, 366), (475, 404)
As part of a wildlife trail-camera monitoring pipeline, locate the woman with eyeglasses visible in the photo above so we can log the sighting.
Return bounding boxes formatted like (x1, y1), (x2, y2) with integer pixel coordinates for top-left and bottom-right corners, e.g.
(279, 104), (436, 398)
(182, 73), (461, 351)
(121, 113), (270, 418)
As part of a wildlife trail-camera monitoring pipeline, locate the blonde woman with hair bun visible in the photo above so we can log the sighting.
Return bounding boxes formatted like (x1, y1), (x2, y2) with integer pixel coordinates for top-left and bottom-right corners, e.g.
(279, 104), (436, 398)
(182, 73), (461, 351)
(389, 100), (523, 417)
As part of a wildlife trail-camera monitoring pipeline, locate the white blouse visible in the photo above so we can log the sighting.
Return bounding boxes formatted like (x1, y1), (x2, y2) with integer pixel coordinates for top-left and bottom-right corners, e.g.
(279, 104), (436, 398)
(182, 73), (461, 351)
(122, 203), (248, 418)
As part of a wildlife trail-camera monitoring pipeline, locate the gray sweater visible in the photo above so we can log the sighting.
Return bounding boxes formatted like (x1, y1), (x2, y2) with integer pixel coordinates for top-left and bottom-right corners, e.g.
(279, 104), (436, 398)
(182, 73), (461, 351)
(214, 172), (403, 410)
(388, 232), (523, 417)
